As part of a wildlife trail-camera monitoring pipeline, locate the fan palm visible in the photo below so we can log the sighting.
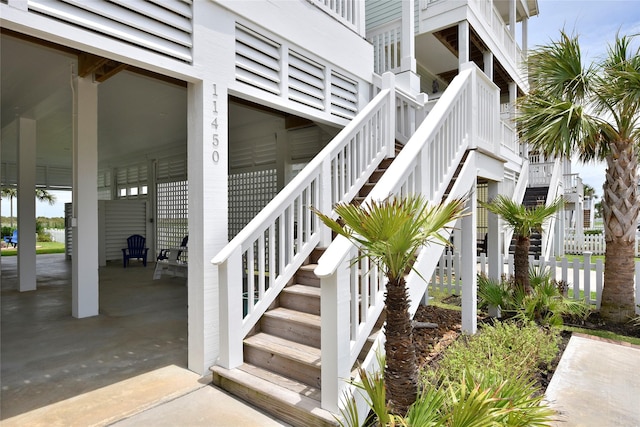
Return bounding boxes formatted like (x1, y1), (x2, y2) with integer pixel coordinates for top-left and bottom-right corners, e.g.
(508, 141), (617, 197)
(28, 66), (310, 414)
(518, 32), (640, 322)
(313, 194), (466, 415)
(482, 195), (562, 293)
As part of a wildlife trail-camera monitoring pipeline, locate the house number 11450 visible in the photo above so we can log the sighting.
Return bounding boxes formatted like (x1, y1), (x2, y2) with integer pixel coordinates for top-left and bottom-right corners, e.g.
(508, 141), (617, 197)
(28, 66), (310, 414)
(211, 83), (220, 164)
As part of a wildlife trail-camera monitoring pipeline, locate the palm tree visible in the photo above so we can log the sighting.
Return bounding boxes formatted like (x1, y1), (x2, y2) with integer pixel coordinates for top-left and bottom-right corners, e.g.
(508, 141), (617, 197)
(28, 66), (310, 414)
(36, 188), (57, 206)
(518, 32), (640, 322)
(1, 187), (57, 228)
(313, 195), (466, 415)
(482, 195), (562, 294)
(1, 187), (17, 228)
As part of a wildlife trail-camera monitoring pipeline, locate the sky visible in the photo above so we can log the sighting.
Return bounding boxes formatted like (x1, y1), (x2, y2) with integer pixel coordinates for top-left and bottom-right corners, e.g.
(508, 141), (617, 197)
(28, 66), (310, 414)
(527, 0), (640, 198)
(2, 1), (640, 217)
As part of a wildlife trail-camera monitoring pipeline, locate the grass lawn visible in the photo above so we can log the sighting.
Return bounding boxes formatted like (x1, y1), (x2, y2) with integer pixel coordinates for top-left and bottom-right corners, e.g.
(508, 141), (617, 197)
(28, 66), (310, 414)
(1, 241), (65, 256)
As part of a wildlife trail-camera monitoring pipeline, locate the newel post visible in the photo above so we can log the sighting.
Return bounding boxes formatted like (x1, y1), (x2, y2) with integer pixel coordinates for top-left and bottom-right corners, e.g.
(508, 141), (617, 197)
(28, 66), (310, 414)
(381, 72), (396, 158)
(217, 245), (244, 369)
(320, 247), (352, 412)
(461, 62), (477, 150)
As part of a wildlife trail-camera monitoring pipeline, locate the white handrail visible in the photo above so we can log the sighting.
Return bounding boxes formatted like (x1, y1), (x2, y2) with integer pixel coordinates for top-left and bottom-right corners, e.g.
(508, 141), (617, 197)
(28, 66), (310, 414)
(213, 72), (399, 370)
(316, 64), (499, 412)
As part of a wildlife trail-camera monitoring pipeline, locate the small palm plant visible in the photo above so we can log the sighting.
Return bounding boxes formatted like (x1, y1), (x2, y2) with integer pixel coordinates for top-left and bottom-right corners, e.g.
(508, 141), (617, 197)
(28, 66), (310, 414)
(313, 194), (466, 415)
(482, 195), (562, 293)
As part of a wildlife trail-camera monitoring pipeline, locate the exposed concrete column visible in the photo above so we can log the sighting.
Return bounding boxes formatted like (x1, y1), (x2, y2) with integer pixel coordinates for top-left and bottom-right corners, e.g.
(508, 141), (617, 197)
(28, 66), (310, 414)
(458, 20), (470, 68)
(483, 50), (494, 80)
(461, 182), (477, 334)
(72, 76), (99, 318)
(487, 181), (502, 281)
(17, 117), (37, 292)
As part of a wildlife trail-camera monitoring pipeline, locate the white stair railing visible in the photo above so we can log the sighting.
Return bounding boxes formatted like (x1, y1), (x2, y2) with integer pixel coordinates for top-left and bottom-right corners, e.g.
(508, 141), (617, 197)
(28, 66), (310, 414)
(541, 159), (563, 260)
(212, 73), (429, 370)
(315, 62), (499, 413)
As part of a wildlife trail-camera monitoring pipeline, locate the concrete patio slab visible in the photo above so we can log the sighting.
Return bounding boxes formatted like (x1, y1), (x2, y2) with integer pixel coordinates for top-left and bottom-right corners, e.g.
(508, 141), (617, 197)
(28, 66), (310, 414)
(545, 334), (640, 426)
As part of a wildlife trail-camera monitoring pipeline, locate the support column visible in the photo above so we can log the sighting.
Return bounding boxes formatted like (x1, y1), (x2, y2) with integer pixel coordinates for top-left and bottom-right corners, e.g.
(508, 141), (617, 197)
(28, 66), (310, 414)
(17, 117), (37, 292)
(508, 81), (517, 119)
(458, 20), (470, 68)
(487, 181), (502, 281)
(396, 0), (420, 93)
(483, 51), (494, 80)
(521, 17), (529, 56)
(461, 183), (477, 334)
(72, 76), (99, 318)
(187, 2), (234, 374)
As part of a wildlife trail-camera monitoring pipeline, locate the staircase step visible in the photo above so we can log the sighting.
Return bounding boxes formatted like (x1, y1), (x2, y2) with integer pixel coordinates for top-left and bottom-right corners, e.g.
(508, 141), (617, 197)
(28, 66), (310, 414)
(244, 333), (321, 388)
(211, 364), (337, 427)
(280, 284), (321, 315)
(296, 264), (320, 287)
(262, 307), (321, 347)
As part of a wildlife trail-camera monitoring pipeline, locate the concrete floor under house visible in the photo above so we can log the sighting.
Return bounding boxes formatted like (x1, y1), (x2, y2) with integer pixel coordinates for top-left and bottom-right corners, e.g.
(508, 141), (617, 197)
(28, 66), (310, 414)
(0, 253), (189, 420)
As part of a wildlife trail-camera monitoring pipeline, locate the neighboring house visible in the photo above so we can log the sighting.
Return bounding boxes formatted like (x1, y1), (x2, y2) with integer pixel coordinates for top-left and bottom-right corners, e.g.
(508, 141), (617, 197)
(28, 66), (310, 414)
(2, 0), (568, 424)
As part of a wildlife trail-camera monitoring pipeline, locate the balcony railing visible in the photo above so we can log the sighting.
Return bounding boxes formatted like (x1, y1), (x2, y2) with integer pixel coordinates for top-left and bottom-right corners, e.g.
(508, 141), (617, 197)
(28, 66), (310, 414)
(311, 0), (364, 35)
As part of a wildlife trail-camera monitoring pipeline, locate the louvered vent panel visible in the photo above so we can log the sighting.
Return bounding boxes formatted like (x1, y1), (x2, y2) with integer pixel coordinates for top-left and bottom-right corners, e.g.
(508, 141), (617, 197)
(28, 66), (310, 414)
(46, 167), (73, 188)
(235, 24), (281, 95)
(330, 71), (358, 119)
(229, 135), (276, 171)
(288, 127), (328, 162)
(28, 0), (192, 62)
(102, 200), (147, 261)
(288, 51), (325, 110)
(157, 156), (187, 182)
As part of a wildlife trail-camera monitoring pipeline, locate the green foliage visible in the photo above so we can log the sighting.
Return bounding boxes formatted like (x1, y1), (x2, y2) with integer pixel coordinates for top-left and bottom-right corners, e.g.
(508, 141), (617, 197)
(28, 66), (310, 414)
(341, 324), (558, 426)
(426, 321), (559, 386)
(480, 195), (563, 239)
(477, 268), (592, 327)
(1, 226), (14, 238)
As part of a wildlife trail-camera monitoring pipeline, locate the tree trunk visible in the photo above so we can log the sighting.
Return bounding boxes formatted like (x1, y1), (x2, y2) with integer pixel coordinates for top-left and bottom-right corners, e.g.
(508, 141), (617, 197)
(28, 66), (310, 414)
(514, 235), (531, 293)
(601, 142), (638, 322)
(384, 276), (417, 415)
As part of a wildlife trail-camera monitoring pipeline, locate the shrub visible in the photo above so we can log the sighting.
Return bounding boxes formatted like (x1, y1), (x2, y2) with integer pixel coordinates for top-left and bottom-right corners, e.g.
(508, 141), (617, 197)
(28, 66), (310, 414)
(425, 320), (559, 385)
(478, 267), (592, 327)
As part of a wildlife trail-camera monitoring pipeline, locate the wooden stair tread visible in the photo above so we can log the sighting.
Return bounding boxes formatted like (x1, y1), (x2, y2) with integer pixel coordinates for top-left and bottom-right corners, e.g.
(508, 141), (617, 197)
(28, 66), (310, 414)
(298, 264), (317, 272)
(283, 284), (321, 298)
(264, 307), (321, 328)
(211, 365), (337, 427)
(239, 363), (322, 400)
(245, 333), (321, 367)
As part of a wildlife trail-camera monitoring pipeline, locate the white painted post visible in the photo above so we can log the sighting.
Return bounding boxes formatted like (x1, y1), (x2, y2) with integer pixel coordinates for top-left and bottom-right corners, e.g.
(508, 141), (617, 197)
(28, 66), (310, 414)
(72, 77), (99, 318)
(218, 246), (244, 369)
(318, 156), (333, 247)
(17, 117), (37, 292)
(382, 72), (396, 158)
(572, 258), (580, 300)
(635, 261), (640, 314)
(583, 252), (592, 304)
(458, 21), (470, 67)
(321, 251), (351, 412)
(596, 259), (604, 309)
(461, 188), (477, 334)
(487, 181), (502, 281)
(561, 256), (569, 286)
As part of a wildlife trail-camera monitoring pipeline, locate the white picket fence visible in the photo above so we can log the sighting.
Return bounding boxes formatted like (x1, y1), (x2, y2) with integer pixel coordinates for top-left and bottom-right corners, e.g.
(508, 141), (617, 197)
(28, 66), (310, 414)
(430, 251), (640, 314)
(564, 230), (640, 256)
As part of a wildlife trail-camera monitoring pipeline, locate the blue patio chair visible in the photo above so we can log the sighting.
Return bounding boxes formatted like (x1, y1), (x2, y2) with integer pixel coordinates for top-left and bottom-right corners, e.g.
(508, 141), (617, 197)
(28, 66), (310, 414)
(122, 234), (149, 267)
(4, 230), (18, 248)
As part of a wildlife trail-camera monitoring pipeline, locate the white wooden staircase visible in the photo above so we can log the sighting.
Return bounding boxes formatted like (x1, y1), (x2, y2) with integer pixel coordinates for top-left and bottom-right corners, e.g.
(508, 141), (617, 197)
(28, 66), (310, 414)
(211, 64), (502, 426)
